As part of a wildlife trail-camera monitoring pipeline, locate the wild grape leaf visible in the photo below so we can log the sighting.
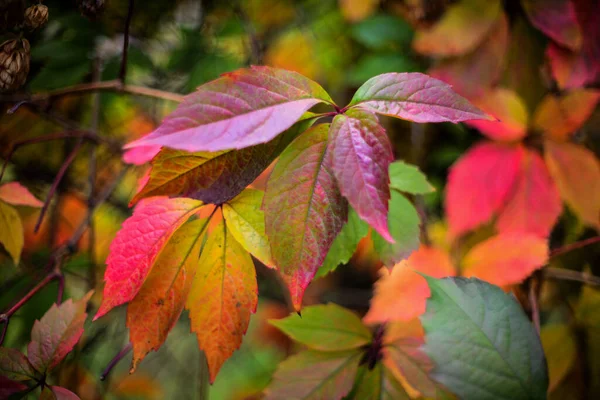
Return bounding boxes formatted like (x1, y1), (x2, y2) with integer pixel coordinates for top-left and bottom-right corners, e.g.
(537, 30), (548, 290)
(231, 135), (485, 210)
(544, 141), (600, 229)
(371, 191), (421, 267)
(412, 0), (502, 56)
(461, 233), (548, 286)
(186, 218), (257, 383)
(264, 124), (347, 310)
(131, 118), (313, 205)
(27, 292), (93, 374)
(349, 364), (410, 400)
(0, 376), (27, 398)
(125, 66), (333, 152)
(0, 182), (43, 207)
(533, 90), (600, 142)
(388, 161), (435, 195)
(496, 148), (562, 237)
(316, 209), (369, 278)
(95, 197), (203, 319)
(0, 347), (38, 381)
(270, 303), (371, 351)
(421, 277), (548, 400)
(122, 145), (161, 165)
(541, 324), (577, 391)
(446, 142), (523, 238)
(466, 88), (529, 142)
(348, 72), (492, 123)
(429, 13), (509, 98)
(329, 109), (394, 241)
(364, 246), (455, 324)
(522, 0), (582, 50)
(0, 201), (23, 265)
(40, 386), (81, 400)
(127, 218), (208, 372)
(265, 350), (361, 400)
(223, 188), (274, 268)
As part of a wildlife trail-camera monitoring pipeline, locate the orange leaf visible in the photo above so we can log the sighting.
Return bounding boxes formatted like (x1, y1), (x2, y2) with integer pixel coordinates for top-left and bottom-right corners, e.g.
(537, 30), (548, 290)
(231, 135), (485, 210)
(533, 90), (600, 141)
(544, 141), (600, 229)
(186, 218), (257, 383)
(461, 233), (548, 286)
(364, 246), (455, 324)
(339, 0), (379, 22)
(496, 148), (562, 237)
(0, 182), (43, 207)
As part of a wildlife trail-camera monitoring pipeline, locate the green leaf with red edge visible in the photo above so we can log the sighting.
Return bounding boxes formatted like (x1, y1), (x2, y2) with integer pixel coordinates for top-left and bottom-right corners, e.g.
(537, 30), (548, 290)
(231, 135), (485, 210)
(265, 350), (361, 400)
(412, 0), (502, 57)
(461, 233), (548, 286)
(40, 386), (81, 400)
(223, 188), (274, 268)
(186, 218), (258, 383)
(125, 66), (334, 152)
(0, 347), (38, 381)
(496, 147), (562, 237)
(0, 182), (43, 207)
(446, 142), (524, 238)
(0, 201), (23, 265)
(389, 161), (435, 195)
(95, 197), (203, 319)
(348, 72), (492, 123)
(27, 291), (93, 374)
(522, 0), (582, 51)
(349, 364), (410, 400)
(371, 191), (421, 267)
(544, 141), (600, 229)
(0, 376), (28, 399)
(269, 303), (371, 351)
(130, 117), (314, 205)
(263, 124), (347, 311)
(329, 109), (393, 241)
(127, 218), (208, 372)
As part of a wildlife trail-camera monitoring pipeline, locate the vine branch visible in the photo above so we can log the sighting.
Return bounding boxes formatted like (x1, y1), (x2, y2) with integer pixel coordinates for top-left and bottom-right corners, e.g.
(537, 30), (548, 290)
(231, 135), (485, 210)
(119, 0), (135, 84)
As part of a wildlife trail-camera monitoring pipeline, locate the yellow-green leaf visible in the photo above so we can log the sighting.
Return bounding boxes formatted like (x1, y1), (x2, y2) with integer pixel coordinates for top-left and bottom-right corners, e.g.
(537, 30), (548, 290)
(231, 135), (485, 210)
(0, 201), (23, 265)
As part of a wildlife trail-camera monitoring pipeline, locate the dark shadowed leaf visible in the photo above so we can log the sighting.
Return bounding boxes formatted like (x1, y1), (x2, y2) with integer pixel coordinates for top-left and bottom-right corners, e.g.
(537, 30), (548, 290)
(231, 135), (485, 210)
(0, 347), (38, 381)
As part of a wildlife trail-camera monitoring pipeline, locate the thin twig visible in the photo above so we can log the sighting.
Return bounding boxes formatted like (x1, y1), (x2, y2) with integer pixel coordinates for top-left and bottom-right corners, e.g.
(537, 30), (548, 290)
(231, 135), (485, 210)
(543, 267), (600, 286)
(100, 343), (133, 381)
(528, 279), (541, 335)
(550, 236), (600, 258)
(119, 0), (135, 84)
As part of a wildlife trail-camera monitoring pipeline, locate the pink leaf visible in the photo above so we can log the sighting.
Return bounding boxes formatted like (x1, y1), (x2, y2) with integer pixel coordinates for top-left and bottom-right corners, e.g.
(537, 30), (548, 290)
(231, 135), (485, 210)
(522, 0), (582, 51)
(446, 142), (524, 238)
(348, 72), (493, 123)
(122, 145), (161, 165)
(125, 66), (333, 152)
(94, 197), (203, 319)
(263, 124), (347, 310)
(27, 292), (93, 374)
(329, 109), (394, 241)
(0, 182), (43, 207)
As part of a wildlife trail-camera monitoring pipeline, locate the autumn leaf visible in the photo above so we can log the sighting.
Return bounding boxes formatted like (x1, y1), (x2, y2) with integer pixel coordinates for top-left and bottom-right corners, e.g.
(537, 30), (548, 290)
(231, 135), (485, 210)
(446, 142), (523, 238)
(350, 364), (410, 400)
(125, 66), (334, 152)
(421, 277), (548, 400)
(27, 292), (93, 374)
(348, 72), (492, 123)
(223, 189), (274, 267)
(0, 201), (24, 265)
(40, 385), (81, 400)
(127, 218), (208, 372)
(541, 324), (577, 391)
(388, 161), (435, 195)
(0, 182), (43, 207)
(0, 376), (27, 398)
(95, 197), (203, 319)
(544, 141), (600, 229)
(521, 0), (582, 50)
(329, 109), (394, 241)
(186, 218), (258, 383)
(461, 233), (548, 286)
(339, 0), (379, 22)
(269, 303), (372, 351)
(131, 118), (314, 205)
(263, 124), (347, 310)
(265, 350), (361, 400)
(0, 347), (38, 381)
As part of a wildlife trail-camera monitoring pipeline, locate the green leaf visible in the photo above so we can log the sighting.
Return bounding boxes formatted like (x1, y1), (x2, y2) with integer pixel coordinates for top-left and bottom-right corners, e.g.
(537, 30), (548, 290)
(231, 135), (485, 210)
(372, 191), (420, 267)
(348, 364), (410, 400)
(389, 161), (435, 195)
(270, 303), (371, 351)
(384, 336), (437, 397)
(0, 347), (38, 381)
(316, 209), (369, 278)
(421, 277), (549, 400)
(265, 350), (361, 400)
(348, 54), (419, 86)
(351, 14), (414, 50)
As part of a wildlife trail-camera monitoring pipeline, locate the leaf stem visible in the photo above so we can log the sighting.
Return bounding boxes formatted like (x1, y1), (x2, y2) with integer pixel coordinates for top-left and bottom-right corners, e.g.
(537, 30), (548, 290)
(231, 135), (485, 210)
(543, 267), (600, 286)
(549, 236), (600, 258)
(100, 342), (133, 381)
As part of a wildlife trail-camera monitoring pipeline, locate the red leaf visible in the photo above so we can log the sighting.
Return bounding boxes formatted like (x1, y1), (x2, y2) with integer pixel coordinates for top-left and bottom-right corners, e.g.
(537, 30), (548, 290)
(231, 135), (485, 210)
(329, 109), (394, 241)
(348, 72), (492, 123)
(263, 124), (347, 310)
(496, 148), (562, 237)
(0, 376), (27, 399)
(0, 182), (43, 207)
(122, 145), (161, 165)
(95, 197), (203, 319)
(125, 66), (333, 152)
(27, 292), (92, 374)
(446, 142), (524, 238)
(40, 386), (81, 400)
(0, 347), (38, 381)
(462, 233), (549, 286)
(522, 0), (582, 50)
(127, 219), (207, 371)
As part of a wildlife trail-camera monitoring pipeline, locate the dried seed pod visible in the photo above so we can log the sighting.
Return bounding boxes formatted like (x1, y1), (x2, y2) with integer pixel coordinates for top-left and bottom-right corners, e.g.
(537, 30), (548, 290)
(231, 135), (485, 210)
(77, 0), (106, 19)
(24, 4), (49, 30)
(0, 38), (30, 92)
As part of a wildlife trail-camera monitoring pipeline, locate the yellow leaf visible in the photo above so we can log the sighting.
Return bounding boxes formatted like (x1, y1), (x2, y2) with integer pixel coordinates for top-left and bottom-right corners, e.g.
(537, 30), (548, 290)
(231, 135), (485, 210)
(339, 0), (379, 22)
(0, 201), (23, 265)
(541, 324), (576, 391)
